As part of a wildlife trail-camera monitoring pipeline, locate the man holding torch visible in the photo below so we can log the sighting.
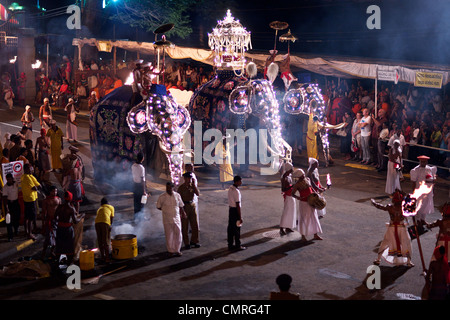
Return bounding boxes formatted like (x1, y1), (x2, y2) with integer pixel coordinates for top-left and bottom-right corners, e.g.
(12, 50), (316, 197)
(371, 190), (414, 267)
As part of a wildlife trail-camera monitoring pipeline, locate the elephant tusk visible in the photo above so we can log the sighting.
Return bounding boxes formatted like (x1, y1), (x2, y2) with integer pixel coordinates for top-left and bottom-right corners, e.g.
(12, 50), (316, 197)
(158, 139), (194, 157)
(319, 122), (346, 130)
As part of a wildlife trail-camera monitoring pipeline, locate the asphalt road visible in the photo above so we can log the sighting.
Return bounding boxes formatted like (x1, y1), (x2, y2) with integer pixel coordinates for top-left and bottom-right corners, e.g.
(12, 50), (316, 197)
(0, 102), (448, 303)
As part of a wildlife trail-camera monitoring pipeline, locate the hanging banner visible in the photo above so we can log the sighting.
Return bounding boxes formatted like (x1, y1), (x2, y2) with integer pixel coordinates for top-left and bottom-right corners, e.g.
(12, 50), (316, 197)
(96, 40), (113, 52)
(414, 71), (443, 89)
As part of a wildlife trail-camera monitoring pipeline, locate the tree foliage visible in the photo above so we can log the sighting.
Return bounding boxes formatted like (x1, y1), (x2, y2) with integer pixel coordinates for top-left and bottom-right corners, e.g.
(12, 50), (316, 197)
(110, 0), (196, 39)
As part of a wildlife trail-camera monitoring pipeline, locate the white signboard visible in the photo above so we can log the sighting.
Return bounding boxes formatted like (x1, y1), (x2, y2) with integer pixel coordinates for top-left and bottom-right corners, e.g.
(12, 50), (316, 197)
(377, 68), (399, 84)
(2, 160), (24, 183)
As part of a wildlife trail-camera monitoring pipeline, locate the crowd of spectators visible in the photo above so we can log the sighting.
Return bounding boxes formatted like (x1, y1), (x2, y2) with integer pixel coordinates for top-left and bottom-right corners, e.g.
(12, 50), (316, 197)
(322, 79), (450, 177)
(32, 56), (216, 111)
(2, 53), (449, 179)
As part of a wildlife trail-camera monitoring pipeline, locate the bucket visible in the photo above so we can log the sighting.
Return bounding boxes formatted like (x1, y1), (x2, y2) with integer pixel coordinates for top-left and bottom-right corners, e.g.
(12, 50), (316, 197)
(111, 234), (138, 260)
(79, 250), (95, 270)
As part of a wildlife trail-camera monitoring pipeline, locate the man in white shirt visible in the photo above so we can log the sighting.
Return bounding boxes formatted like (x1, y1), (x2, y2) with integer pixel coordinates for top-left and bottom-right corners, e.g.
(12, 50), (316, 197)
(410, 155), (437, 226)
(2, 173), (20, 240)
(227, 176), (246, 251)
(388, 126), (406, 151)
(156, 182), (186, 257)
(131, 152), (147, 216)
(359, 108), (372, 164)
(76, 81), (87, 98)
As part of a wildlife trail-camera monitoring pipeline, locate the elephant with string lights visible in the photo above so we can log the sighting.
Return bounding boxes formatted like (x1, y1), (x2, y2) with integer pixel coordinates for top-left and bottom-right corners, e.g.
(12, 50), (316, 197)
(281, 83), (344, 166)
(188, 62), (292, 176)
(126, 85), (191, 184)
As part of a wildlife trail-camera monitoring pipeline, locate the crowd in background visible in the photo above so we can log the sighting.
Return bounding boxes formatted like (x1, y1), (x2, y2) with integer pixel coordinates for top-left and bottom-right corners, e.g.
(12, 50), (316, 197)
(321, 79), (450, 177)
(1, 54), (449, 179)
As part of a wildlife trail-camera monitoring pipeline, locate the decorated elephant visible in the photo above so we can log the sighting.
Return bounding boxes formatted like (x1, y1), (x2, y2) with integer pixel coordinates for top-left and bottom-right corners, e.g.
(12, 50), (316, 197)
(282, 83), (345, 166)
(188, 63), (292, 177)
(89, 84), (189, 188)
(126, 84), (191, 184)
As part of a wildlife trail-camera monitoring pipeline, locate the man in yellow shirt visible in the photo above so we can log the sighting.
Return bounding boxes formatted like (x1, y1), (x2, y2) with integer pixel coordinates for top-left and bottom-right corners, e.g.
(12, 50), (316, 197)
(95, 197), (114, 263)
(20, 163), (41, 240)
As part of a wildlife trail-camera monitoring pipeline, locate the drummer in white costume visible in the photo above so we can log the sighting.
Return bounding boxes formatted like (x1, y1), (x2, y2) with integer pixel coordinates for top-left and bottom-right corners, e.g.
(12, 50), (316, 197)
(291, 169), (323, 242)
(385, 139), (403, 194)
(279, 162), (297, 236)
(156, 182), (187, 257)
(306, 158), (327, 218)
(410, 155), (437, 225)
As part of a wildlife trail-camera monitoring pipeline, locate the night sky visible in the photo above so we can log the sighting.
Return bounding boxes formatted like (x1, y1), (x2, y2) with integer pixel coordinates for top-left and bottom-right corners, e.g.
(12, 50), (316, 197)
(20, 0), (450, 66)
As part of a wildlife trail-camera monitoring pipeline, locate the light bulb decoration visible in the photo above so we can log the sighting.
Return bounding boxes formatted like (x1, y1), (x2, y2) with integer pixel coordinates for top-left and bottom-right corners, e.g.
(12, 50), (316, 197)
(127, 91), (191, 185)
(283, 83), (344, 167)
(208, 9), (252, 76)
(188, 10), (292, 175)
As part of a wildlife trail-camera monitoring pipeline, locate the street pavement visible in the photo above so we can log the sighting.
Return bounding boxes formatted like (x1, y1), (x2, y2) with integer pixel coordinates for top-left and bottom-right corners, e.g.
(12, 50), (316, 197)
(0, 101), (448, 302)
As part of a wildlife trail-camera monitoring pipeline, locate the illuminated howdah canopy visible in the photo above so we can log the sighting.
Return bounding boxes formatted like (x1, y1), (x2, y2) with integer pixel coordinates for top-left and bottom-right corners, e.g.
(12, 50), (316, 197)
(208, 9), (252, 73)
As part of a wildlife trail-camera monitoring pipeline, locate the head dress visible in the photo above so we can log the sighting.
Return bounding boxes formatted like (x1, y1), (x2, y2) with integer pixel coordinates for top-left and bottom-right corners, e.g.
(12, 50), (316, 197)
(65, 191), (73, 202)
(392, 190), (404, 203)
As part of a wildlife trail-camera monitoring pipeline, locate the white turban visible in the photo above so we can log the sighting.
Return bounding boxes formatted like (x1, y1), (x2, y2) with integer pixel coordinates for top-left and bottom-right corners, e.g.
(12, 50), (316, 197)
(308, 157), (318, 166)
(292, 168), (305, 179)
(280, 162), (293, 177)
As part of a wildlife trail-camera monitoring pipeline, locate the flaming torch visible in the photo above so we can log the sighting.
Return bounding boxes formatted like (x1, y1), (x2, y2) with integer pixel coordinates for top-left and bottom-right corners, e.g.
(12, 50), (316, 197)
(125, 72), (134, 86)
(402, 181), (434, 273)
(32, 60), (42, 69)
(326, 173), (332, 189)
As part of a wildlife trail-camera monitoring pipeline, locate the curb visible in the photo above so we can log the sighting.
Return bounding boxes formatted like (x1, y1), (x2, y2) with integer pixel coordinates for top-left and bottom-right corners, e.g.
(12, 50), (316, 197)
(0, 234), (43, 262)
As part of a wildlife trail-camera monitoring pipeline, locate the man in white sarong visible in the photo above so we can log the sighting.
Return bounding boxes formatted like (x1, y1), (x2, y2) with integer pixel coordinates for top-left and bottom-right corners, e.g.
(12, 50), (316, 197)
(306, 158), (327, 218)
(291, 169), (323, 242)
(279, 162), (297, 236)
(385, 139), (403, 194)
(410, 155), (437, 225)
(65, 98), (79, 142)
(371, 191), (414, 267)
(157, 182), (186, 257)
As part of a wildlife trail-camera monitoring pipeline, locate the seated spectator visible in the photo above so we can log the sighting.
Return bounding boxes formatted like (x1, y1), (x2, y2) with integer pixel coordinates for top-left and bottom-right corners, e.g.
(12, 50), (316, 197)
(76, 81), (87, 98)
(90, 59), (99, 70)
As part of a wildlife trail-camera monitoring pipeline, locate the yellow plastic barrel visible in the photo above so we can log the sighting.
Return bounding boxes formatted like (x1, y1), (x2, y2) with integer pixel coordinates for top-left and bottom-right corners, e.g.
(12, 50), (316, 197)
(79, 250), (95, 270)
(111, 234), (138, 260)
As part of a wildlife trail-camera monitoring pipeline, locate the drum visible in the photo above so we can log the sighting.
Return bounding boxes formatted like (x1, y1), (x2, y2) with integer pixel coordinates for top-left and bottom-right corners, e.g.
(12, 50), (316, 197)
(307, 193), (326, 210)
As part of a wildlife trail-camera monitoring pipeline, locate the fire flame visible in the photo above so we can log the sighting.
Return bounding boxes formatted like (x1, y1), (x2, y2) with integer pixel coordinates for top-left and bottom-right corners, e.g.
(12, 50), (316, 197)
(326, 173), (331, 187)
(32, 60), (42, 69)
(402, 181), (433, 217)
(125, 72), (134, 85)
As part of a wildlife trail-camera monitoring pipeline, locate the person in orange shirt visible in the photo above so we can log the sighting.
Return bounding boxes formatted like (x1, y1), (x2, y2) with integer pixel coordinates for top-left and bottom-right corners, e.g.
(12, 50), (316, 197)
(105, 74), (123, 95)
(380, 95), (391, 115)
(352, 100), (362, 116)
